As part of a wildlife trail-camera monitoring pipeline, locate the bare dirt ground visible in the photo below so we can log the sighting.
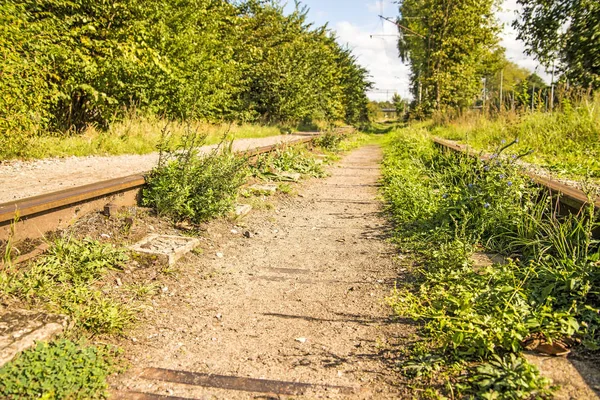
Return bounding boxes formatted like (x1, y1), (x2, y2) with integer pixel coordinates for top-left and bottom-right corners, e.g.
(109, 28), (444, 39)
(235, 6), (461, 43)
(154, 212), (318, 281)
(109, 145), (414, 399)
(0, 134), (316, 203)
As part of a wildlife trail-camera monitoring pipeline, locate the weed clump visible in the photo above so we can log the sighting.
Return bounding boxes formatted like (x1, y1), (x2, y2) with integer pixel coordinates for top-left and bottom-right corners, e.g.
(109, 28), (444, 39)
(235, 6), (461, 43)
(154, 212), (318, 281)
(0, 238), (131, 334)
(0, 339), (121, 399)
(382, 125), (599, 398)
(252, 145), (325, 181)
(143, 130), (248, 223)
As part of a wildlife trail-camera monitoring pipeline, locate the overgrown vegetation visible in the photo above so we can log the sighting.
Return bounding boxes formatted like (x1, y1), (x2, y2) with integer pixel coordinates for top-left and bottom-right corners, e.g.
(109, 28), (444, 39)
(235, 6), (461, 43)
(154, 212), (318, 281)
(142, 130), (248, 223)
(0, 339), (121, 399)
(0, 238), (131, 334)
(252, 145), (326, 181)
(432, 94), (600, 181)
(382, 125), (600, 398)
(0, 0), (371, 159)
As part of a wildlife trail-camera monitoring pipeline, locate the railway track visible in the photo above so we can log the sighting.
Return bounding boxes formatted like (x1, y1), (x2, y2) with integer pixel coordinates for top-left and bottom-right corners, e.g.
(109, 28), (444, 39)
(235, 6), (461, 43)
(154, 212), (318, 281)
(433, 137), (600, 213)
(0, 131), (344, 242)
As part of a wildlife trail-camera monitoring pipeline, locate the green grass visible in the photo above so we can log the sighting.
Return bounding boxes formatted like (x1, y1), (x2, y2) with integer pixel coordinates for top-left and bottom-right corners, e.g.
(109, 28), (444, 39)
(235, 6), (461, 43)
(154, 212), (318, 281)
(0, 339), (121, 399)
(4, 114), (287, 160)
(0, 237), (133, 335)
(432, 95), (600, 181)
(382, 124), (599, 398)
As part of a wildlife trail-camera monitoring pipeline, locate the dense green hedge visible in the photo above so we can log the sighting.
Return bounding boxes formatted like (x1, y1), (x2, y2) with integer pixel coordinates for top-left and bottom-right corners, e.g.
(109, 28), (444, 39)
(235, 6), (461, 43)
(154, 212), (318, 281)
(0, 0), (371, 149)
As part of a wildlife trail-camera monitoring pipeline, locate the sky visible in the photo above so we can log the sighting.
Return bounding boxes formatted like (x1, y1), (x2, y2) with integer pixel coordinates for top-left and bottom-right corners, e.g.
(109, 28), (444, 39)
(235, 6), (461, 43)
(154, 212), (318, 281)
(283, 0), (551, 101)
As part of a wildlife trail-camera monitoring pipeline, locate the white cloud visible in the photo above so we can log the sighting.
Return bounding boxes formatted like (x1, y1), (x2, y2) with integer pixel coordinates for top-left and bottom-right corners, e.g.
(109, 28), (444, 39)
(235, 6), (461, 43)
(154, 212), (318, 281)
(335, 20), (411, 101)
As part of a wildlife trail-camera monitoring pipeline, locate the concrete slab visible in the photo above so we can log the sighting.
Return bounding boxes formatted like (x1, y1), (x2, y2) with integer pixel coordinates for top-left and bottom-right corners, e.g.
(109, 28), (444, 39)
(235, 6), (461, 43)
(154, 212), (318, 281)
(130, 235), (200, 266)
(0, 309), (69, 367)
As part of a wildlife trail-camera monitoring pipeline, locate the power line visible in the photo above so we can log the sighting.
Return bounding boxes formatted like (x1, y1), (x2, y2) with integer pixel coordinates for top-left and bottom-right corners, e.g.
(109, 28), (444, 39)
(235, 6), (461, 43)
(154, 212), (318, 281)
(378, 15), (426, 39)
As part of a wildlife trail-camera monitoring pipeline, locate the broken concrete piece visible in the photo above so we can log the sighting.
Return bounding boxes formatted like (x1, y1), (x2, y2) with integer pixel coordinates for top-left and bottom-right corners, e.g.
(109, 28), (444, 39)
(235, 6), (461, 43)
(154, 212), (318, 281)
(234, 204), (253, 217)
(250, 184), (278, 194)
(130, 235), (200, 266)
(0, 310), (69, 367)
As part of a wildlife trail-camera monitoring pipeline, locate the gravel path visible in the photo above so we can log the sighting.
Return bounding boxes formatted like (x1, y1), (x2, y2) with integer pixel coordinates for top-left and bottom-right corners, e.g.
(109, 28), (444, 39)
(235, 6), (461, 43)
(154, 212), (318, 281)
(111, 145), (412, 399)
(0, 134), (317, 203)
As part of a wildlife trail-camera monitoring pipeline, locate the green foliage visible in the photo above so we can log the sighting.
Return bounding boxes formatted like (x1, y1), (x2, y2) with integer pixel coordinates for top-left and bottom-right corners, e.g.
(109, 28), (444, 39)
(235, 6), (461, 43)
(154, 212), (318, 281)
(0, 339), (121, 400)
(466, 354), (553, 399)
(0, 0), (371, 158)
(252, 145), (325, 181)
(312, 132), (344, 152)
(433, 95), (600, 181)
(396, 0), (501, 114)
(382, 125), (600, 397)
(142, 132), (248, 223)
(514, 0), (600, 89)
(0, 238), (132, 334)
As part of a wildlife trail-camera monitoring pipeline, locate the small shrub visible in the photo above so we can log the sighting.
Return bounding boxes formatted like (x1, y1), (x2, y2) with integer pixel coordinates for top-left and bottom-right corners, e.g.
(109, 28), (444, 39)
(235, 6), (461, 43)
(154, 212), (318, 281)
(0, 339), (121, 400)
(143, 130), (249, 223)
(313, 132), (344, 151)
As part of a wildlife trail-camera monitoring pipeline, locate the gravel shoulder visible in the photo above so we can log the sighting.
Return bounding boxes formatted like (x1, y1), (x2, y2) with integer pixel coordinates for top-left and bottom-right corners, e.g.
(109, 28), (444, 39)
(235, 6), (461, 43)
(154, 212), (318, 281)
(0, 134), (316, 203)
(110, 145), (413, 399)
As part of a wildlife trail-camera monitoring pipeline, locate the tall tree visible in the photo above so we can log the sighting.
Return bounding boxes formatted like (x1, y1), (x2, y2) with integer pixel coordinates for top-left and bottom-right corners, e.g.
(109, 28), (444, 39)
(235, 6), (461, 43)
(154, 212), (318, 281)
(514, 0), (600, 89)
(396, 0), (501, 114)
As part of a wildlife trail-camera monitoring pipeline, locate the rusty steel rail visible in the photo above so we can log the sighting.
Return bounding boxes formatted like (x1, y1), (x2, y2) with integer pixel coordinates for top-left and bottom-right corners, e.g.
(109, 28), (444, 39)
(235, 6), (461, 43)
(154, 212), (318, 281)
(432, 137), (600, 211)
(0, 130), (352, 240)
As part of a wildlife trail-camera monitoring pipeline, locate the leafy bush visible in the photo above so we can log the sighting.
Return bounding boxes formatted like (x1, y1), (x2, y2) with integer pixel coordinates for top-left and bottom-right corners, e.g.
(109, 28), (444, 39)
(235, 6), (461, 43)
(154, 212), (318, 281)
(0, 238), (132, 334)
(142, 132), (248, 223)
(313, 132), (344, 152)
(382, 125), (600, 397)
(0, 339), (121, 399)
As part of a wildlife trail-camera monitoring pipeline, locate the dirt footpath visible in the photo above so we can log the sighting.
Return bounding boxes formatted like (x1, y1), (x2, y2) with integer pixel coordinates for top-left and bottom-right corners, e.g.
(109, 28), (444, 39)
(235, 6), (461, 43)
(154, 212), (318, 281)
(111, 145), (413, 399)
(0, 134), (316, 203)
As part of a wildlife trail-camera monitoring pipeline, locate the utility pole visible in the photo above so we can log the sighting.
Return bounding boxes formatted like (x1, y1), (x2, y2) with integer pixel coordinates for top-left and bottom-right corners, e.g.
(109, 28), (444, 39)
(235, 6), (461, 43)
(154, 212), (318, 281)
(483, 77), (487, 116)
(550, 62), (555, 112)
(499, 69), (503, 113)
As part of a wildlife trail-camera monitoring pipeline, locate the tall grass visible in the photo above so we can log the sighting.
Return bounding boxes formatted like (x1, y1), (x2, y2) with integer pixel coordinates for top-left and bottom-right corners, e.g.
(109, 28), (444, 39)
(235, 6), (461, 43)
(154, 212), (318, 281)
(432, 94), (600, 181)
(2, 113), (288, 160)
(382, 124), (600, 398)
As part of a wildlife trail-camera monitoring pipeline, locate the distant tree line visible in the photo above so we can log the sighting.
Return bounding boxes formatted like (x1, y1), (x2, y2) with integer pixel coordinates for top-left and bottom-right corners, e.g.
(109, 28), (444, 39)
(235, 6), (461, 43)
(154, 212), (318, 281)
(0, 0), (371, 148)
(394, 0), (599, 117)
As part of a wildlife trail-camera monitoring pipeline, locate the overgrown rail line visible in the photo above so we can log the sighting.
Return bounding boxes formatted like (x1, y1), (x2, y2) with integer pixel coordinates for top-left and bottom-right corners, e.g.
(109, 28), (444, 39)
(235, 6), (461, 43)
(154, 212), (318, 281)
(433, 137), (600, 212)
(0, 131), (345, 242)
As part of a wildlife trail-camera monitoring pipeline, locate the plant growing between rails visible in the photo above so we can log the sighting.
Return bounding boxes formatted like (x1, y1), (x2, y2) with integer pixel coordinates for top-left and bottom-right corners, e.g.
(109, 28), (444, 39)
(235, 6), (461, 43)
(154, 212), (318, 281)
(142, 126), (249, 224)
(382, 125), (600, 398)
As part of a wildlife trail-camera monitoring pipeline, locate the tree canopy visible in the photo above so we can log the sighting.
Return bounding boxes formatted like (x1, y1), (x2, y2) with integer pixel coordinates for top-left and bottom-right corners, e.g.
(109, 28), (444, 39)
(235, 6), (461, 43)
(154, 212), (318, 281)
(514, 0), (600, 89)
(0, 0), (372, 149)
(396, 0), (502, 115)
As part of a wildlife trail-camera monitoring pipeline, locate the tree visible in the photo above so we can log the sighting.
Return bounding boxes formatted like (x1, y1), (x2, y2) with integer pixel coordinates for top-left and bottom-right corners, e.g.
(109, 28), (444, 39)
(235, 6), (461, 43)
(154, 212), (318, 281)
(396, 0), (502, 114)
(514, 0), (600, 89)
